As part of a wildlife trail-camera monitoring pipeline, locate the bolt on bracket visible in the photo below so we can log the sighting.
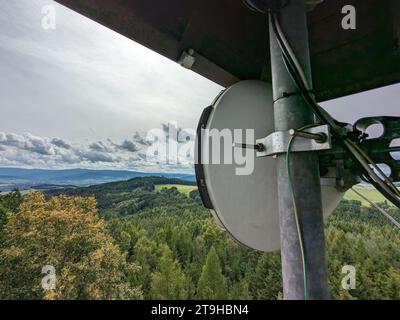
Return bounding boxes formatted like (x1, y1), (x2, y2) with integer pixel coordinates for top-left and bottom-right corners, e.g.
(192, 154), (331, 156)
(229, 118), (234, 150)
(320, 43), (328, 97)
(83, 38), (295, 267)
(256, 124), (332, 157)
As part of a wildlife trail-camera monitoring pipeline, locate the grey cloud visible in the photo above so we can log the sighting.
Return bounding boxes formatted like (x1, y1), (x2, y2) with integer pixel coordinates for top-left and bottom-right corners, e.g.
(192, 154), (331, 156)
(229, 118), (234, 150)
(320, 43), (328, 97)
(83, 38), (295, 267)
(2, 149), (43, 166)
(0, 132), (121, 166)
(161, 123), (195, 143)
(51, 138), (72, 149)
(106, 138), (138, 152)
(0, 132), (55, 155)
(57, 152), (80, 164)
(118, 140), (138, 152)
(0, 128), (196, 173)
(133, 132), (152, 146)
(137, 153), (147, 160)
(77, 149), (114, 163)
(89, 141), (111, 152)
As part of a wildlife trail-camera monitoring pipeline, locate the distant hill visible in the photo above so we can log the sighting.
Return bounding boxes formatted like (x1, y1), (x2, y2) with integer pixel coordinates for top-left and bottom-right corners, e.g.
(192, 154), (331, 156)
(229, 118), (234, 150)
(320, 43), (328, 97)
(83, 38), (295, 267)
(45, 176), (198, 212)
(0, 167), (195, 191)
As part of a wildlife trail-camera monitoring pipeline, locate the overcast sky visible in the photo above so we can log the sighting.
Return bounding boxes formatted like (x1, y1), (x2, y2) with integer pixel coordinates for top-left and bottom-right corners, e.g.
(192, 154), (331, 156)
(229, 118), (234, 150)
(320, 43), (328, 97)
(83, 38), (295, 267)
(0, 0), (399, 172)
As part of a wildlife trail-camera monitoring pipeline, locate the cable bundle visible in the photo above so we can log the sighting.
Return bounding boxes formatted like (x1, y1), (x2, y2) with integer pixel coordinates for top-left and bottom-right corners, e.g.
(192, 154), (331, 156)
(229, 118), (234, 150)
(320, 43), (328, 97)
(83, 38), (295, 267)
(269, 10), (400, 300)
(270, 12), (400, 209)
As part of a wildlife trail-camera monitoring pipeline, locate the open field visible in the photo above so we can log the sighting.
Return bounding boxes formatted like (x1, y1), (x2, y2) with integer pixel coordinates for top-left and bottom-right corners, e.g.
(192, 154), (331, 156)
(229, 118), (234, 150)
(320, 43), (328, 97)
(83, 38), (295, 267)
(156, 184), (391, 207)
(344, 186), (388, 206)
(155, 184), (197, 196)
(1, 189), (32, 196)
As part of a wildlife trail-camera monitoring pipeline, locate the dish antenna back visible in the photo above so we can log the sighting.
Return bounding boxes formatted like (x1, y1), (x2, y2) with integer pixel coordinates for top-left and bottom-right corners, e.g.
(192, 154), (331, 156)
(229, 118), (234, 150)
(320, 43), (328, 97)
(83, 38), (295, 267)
(195, 80), (344, 252)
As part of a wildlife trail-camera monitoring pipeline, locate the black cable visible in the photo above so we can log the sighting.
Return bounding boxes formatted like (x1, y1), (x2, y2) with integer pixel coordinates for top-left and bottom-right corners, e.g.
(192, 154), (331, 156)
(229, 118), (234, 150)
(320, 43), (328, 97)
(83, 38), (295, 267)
(363, 174), (400, 208)
(270, 16), (340, 132)
(270, 12), (400, 208)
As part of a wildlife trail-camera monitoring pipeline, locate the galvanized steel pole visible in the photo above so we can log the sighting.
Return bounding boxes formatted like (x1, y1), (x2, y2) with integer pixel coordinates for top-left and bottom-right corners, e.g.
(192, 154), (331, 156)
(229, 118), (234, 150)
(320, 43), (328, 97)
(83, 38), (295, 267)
(269, 0), (330, 299)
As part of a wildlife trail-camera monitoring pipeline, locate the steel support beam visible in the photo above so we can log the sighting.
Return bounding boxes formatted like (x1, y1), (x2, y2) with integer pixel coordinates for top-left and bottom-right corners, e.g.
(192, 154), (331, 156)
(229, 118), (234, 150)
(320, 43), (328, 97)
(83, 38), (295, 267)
(269, 0), (330, 300)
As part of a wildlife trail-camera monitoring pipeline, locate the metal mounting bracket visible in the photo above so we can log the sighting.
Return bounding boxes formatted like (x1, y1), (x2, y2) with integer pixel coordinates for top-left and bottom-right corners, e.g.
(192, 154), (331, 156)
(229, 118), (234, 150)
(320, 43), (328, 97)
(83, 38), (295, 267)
(256, 125), (332, 157)
(178, 49), (196, 69)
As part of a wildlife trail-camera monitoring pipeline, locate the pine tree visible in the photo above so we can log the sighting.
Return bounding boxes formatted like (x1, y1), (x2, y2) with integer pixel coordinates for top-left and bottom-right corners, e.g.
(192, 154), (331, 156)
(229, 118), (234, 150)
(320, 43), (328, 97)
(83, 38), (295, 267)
(249, 253), (282, 300)
(150, 244), (187, 299)
(197, 246), (227, 299)
(134, 235), (160, 296)
(229, 277), (251, 300)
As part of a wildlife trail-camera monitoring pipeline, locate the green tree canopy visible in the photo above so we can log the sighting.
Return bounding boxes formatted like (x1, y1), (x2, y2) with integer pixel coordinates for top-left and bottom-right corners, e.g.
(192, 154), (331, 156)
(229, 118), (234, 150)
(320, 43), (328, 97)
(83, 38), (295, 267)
(197, 246), (227, 299)
(150, 244), (187, 299)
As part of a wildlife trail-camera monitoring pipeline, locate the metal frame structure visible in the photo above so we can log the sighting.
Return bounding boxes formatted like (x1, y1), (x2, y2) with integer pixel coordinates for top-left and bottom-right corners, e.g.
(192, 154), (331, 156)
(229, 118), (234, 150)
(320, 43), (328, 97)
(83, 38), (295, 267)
(268, 0), (329, 299)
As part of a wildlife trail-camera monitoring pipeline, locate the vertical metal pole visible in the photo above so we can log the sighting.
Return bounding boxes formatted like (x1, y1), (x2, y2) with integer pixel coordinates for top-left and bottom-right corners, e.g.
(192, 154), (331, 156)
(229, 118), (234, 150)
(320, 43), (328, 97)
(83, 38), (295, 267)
(269, 0), (330, 299)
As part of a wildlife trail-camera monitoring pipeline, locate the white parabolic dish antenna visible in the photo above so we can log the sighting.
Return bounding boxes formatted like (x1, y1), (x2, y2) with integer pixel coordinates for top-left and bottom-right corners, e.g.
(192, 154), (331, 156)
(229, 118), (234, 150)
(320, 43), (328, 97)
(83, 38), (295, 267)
(195, 80), (344, 252)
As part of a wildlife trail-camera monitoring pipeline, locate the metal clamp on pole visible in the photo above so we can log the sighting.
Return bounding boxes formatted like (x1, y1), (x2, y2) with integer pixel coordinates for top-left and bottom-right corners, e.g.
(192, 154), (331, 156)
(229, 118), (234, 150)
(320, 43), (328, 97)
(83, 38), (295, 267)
(255, 124), (332, 157)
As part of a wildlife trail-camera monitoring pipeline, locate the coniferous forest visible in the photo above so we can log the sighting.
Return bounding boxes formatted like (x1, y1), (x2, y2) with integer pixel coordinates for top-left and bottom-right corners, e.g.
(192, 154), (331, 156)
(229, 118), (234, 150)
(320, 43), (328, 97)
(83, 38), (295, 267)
(0, 177), (399, 300)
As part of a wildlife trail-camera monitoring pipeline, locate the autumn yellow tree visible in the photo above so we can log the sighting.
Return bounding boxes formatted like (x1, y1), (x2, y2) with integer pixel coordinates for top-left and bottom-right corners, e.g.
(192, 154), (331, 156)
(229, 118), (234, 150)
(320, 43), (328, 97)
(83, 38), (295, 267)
(0, 193), (142, 300)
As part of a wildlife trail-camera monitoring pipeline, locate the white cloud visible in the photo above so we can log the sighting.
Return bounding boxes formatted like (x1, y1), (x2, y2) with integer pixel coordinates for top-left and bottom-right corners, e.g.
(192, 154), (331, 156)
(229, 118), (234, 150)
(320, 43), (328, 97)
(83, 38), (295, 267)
(0, 130), (194, 173)
(0, 132), (55, 155)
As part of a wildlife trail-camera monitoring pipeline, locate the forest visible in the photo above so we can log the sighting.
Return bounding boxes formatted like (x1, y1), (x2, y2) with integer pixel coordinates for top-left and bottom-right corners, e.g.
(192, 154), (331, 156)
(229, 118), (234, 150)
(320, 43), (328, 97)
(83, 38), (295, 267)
(0, 176), (400, 300)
